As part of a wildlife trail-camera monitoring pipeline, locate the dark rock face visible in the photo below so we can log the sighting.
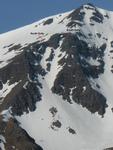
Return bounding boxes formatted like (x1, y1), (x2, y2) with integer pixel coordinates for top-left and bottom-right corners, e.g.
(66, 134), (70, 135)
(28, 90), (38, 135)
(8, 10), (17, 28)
(43, 18), (53, 25)
(49, 107), (58, 117)
(0, 33), (63, 114)
(111, 41), (113, 47)
(96, 33), (101, 38)
(67, 21), (83, 28)
(67, 6), (85, 22)
(52, 120), (62, 128)
(0, 32), (107, 150)
(46, 62), (51, 71)
(104, 14), (109, 19)
(79, 42), (106, 78)
(110, 50), (113, 53)
(0, 42), (47, 149)
(10, 82), (42, 116)
(104, 148), (113, 150)
(84, 3), (95, 10)
(47, 34), (61, 49)
(0, 42), (47, 116)
(46, 48), (55, 62)
(90, 9), (104, 23)
(68, 127), (76, 134)
(8, 44), (22, 52)
(0, 81), (3, 90)
(3, 43), (14, 49)
(51, 33), (107, 116)
(0, 117), (43, 150)
(0, 34), (62, 116)
(66, 7), (85, 28)
(0, 53), (27, 85)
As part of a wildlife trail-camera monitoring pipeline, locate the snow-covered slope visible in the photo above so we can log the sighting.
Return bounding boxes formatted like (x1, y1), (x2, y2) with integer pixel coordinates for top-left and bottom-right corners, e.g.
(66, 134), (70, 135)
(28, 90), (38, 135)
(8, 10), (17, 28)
(1, 3), (113, 150)
(0, 10), (72, 69)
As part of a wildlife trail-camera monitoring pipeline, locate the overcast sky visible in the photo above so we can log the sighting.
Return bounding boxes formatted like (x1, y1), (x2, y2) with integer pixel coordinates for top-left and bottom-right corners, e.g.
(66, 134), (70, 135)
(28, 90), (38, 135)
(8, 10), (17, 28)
(0, 0), (113, 34)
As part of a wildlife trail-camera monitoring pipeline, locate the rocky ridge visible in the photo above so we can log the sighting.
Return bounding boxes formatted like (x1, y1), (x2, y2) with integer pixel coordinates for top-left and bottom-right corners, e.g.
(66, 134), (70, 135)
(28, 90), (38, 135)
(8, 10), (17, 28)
(0, 3), (113, 150)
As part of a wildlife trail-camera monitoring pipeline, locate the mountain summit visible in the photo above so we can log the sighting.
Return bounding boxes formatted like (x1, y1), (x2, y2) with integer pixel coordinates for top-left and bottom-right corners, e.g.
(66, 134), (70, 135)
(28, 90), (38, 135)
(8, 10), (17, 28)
(0, 3), (113, 150)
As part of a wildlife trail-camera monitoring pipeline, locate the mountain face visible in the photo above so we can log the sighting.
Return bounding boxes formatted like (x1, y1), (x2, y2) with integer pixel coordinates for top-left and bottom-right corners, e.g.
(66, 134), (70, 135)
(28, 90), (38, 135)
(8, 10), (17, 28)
(0, 3), (113, 150)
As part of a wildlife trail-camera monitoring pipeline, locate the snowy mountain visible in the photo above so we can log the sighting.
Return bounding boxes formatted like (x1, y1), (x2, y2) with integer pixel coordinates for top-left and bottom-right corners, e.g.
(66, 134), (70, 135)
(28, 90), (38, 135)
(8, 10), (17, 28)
(0, 3), (113, 150)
